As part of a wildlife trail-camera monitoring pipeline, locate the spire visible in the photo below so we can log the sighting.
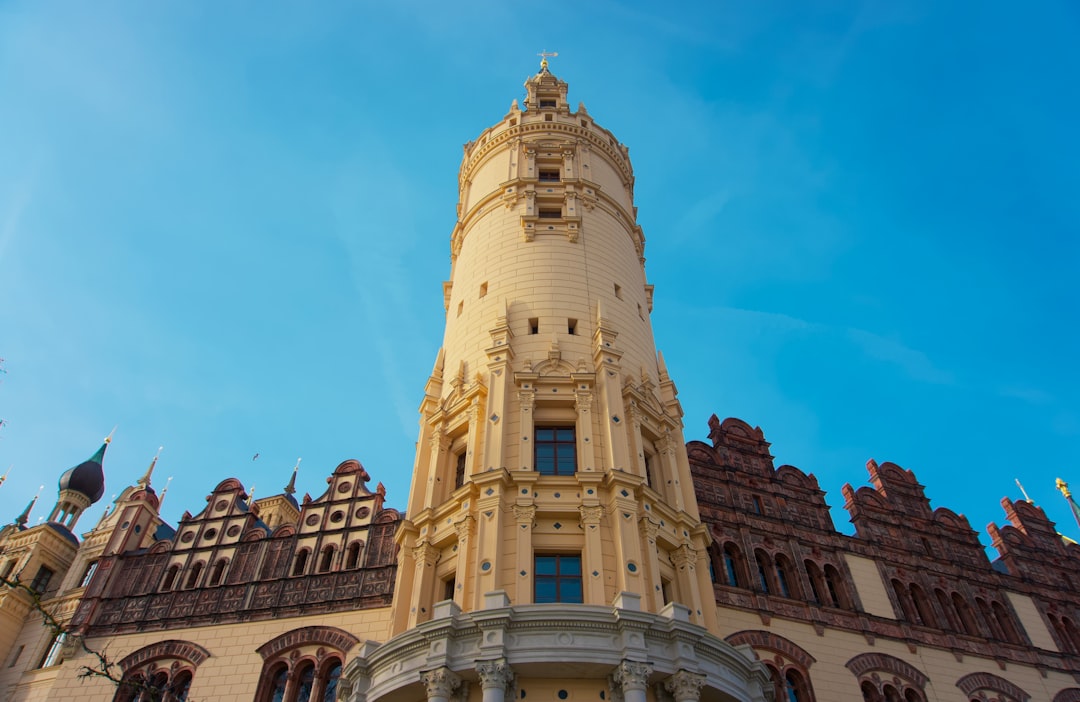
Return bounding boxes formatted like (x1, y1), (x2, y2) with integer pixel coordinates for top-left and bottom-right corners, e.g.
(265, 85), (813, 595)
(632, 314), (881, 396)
(0, 464), (11, 488)
(1015, 478), (1034, 504)
(159, 476), (173, 510)
(138, 446), (163, 490)
(15, 485), (44, 529)
(1056, 478), (1080, 530)
(284, 458), (301, 496)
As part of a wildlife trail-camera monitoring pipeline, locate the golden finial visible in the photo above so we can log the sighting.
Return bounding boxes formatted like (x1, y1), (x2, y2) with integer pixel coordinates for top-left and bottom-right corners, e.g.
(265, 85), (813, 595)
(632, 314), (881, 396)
(0, 464), (11, 487)
(1057, 478), (1071, 499)
(105, 425), (118, 444)
(537, 50), (558, 72)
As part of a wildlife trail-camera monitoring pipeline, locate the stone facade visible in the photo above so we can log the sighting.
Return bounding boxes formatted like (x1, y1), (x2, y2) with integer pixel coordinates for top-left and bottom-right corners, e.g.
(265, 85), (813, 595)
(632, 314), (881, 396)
(0, 64), (1078, 702)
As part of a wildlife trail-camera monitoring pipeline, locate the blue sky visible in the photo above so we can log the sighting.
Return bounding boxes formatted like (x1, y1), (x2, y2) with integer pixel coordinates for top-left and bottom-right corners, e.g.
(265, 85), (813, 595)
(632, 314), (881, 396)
(1, 2), (1078, 555)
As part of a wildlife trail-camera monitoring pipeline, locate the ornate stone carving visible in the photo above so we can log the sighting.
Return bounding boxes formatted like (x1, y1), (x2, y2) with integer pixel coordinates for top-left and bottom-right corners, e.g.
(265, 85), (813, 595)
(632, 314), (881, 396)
(476, 658), (515, 690)
(664, 671), (706, 702)
(412, 541), (439, 567)
(639, 518), (660, 541)
(454, 515), (474, 541)
(670, 545), (698, 569)
(512, 505), (536, 523)
(612, 660), (653, 692)
(421, 667), (462, 698)
(579, 505), (604, 526)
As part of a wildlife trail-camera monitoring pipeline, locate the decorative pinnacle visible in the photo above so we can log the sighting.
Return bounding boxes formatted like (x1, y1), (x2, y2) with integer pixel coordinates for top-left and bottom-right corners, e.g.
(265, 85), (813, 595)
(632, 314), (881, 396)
(159, 476), (173, 509)
(14, 488), (42, 528)
(284, 458), (301, 495)
(1057, 478), (1071, 499)
(537, 50), (558, 72)
(105, 426), (117, 444)
(138, 446), (163, 489)
(0, 464), (11, 487)
(1016, 478), (1033, 503)
(247, 484), (256, 507)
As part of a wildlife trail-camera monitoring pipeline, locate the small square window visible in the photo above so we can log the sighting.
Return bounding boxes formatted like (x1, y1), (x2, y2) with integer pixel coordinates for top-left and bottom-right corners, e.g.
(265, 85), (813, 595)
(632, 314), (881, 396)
(529, 317), (539, 335)
(540, 99), (557, 109)
(534, 554), (582, 603)
(538, 209), (561, 219)
(539, 170), (560, 182)
(567, 318), (577, 335)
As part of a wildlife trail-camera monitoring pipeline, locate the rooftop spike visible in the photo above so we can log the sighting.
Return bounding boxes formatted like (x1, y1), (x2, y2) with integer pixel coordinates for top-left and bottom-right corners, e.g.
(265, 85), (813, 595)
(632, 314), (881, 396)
(138, 446), (163, 490)
(159, 477), (173, 510)
(15, 485), (44, 529)
(1015, 478), (1034, 504)
(284, 458), (301, 496)
(0, 464), (11, 487)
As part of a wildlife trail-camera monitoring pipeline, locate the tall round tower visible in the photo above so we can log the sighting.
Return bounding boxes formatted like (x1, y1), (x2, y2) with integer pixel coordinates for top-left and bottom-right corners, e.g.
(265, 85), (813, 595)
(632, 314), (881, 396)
(345, 62), (772, 702)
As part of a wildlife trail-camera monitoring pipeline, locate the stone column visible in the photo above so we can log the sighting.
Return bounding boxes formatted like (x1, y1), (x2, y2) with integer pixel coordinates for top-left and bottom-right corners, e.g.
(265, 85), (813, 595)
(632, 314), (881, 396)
(476, 658), (515, 702)
(611, 660), (653, 702)
(421, 667), (462, 702)
(513, 504), (536, 602)
(664, 671), (706, 702)
(580, 504), (605, 603)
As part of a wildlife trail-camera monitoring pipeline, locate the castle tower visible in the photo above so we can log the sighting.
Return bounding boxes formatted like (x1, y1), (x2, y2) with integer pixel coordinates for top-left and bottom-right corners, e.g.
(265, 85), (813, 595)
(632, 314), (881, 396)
(346, 62), (771, 702)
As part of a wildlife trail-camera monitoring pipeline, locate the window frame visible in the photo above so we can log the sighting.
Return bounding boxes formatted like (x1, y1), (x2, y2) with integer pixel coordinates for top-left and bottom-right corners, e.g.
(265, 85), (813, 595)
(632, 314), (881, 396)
(534, 426), (577, 476)
(534, 553), (583, 604)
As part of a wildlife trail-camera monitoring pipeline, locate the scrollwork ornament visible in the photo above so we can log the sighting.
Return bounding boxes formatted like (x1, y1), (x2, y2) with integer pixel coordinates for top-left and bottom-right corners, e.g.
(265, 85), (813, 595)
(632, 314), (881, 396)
(421, 667), (462, 698)
(664, 671), (706, 702)
(612, 660), (654, 693)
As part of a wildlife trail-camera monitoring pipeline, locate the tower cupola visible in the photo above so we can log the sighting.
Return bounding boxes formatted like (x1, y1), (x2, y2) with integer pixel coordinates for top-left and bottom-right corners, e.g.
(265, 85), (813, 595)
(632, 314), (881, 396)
(49, 437), (109, 530)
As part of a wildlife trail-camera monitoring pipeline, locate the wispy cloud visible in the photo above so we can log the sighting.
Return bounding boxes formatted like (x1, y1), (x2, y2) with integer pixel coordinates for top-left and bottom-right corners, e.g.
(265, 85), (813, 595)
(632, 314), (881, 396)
(845, 327), (955, 385)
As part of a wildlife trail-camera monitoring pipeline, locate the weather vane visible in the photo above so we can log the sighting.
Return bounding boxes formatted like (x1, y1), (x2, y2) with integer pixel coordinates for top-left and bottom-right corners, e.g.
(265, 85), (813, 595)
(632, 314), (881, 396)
(537, 50), (558, 72)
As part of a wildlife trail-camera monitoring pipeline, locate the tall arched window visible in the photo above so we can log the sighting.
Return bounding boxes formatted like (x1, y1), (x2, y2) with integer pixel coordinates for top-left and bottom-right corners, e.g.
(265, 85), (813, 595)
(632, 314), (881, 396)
(293, 549), (310, 576)
(320, 659), (342, 702)
(934, 588), (958, 630)
(909, 584), (935, 627)
(991, 601), (1022, 644)
(785, 669), (811, 702)
(754, 550), (774, 594)
(184, 562), (203, 589)
(265, 663), (288, 702)
(345, 541), (363, 570)
(723, 543), (745, 588)
(161, 565), (180, 591)
(823, 564), (849, 609)
(294, 661), (316, 702)
(208, 559), (228, 587)
(726, 630), (817, 702)
(317, 545), (335, 573)
(774, 554), (798, 599)
(805, 560), (826, 605)
(847, 651), (928, 702)
(892, 579), (917, 622)
(952, 592), (979, 636)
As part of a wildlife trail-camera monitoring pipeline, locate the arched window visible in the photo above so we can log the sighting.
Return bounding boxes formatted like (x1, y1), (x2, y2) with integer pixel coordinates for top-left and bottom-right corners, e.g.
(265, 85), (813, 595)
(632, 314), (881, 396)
(318, 546), (335, 573)
(976, 597), (999, 639)
(161, 565), (180, 591)
(321, 659), (342, 702)
(345, 541), (363, 570)
(293, 549), (310, 576)
(294, 661), (316, 702)
(847, 652), (928, 702)
(208, 559), (228, 587)
(254, 627), (358, 702)
(1063, 616), (1080, 653)
(909, 584), (935, 627)
(184, 562), (203, 589)
(935, 588), (958, 630)
(785, 669), (811, 701)
(952, 592), (979, 636)
(892, 579), (917, 622)
(265, 663), (288, 702)
(723, 543), (745, 588)
(805, 560), (826, 605)
(775, 554), (798, 599)
(168, 670), (193, 701)
(725, 630), (817, 702)
(112, 640), (208, 702)
(991, 601), (1022, 644)
(755, 550), (774, 594)
(823, 564), (849, 609)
